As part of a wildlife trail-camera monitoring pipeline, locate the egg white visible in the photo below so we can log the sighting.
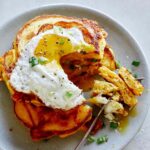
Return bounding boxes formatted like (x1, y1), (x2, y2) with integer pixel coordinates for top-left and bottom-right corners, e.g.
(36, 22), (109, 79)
(10, 26), (91, 110)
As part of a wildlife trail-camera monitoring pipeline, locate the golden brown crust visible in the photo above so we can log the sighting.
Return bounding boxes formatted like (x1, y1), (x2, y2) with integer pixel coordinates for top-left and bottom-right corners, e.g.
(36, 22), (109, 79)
(119, 67), (144, 96)
(0, 49), (17, 94)
(13, 15), (107, 54)
(12, 92), (92, 140)
(37, 24), (53, 34)
(92, 80), (119, 95)
(101, 46), (116, 70)
(98, 66), (137, 106)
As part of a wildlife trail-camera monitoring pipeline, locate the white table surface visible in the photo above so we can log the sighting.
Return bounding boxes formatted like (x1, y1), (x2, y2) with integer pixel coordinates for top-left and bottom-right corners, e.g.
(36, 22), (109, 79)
(1, 0), (150, 150)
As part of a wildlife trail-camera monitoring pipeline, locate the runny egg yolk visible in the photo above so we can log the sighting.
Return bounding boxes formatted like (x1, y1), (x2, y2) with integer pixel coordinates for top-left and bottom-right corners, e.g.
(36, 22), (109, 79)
(34, 34), (74, 63)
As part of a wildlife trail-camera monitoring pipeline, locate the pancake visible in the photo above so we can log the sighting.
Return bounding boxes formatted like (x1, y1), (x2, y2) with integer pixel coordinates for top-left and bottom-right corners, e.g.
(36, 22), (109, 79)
(0, 15), (107, 140)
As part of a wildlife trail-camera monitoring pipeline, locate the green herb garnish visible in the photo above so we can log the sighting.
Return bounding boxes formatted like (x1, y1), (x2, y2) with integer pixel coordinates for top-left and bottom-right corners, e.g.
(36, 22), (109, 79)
(86, 135), (108, 145)
(58, 27), (63, 32)
(29, 57), (39, 67)
(54, 26), (63, 34)
(134, 73), (138, 78)
(68, 31), (73, 36)
(29, 57), (48, 67)
(132, 60), (140, 67)
(110, 122), (118, 129)
(58, 38), (65, 45)
(97, 135), (108, 144)
(116, 60), (121, 68)
(65, 91), (73, 98)
(38, 57), (48, 65)
(87, 135), (96, 144)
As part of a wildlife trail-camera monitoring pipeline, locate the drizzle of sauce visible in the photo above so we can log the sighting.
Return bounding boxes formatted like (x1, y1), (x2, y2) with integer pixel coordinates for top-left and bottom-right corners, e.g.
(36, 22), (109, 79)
(118, 116), (129, 133)
(118, 107), (138, 133)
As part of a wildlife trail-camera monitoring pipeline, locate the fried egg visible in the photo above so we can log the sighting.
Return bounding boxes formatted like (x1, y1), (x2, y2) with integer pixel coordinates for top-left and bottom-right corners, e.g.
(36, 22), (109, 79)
(10, 26), (94, 110)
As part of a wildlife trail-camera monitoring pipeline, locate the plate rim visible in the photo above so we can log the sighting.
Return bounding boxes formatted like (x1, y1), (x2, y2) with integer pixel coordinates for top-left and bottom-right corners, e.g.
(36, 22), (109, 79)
(0, 4), (150, 150)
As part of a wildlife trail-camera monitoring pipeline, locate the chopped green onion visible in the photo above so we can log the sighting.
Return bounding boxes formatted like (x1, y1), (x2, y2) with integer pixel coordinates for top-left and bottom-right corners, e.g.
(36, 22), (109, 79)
(65, 91), (73, 98)
(29, 57), (49, 67)
(87, 135), (96, 144)
(134, 73), (138, 78)
(116, 60), (121, 68)
(59, 38), (65, 45)
(68, 31), (73, 36)
(110, 122), (118, 129)
(38, 57), (48, 65)
(97, 135), (108, 144)
(54, 26), (63, 34)
(29, 57), (39, 67)
(58, 27), (63, 32)
(132, 60), (140, 67)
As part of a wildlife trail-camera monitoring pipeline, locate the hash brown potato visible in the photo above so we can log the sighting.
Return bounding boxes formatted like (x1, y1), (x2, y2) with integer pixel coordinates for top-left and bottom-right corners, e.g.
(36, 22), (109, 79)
(119, 67), (144, 96)
(98, 66), (138, 106)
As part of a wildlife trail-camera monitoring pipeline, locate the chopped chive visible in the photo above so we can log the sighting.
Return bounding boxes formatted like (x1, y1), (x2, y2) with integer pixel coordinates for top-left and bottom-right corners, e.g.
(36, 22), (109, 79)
(134, 73), (138, 78)
(54, 26), (63, 34)
(68, 31), (73, 35)
(59, 41), (65, 45)
(29, 57), (48, 67)
(59, 38), (65, 45)
(132, 60), (140, 67)
(116, 60), (121, 68)
(58, 27), (63, 32)
(38, 57), (48, 65)
(110, 122), (118, 129)
(87, 135), (96, 144)
(97, 135), (108, 144)
(65, 91), (73, 98)
(29, 57), (39, 67)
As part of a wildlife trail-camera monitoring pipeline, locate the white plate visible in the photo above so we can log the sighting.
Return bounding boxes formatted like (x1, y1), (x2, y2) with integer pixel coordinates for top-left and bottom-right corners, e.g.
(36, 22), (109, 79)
(0, 4), (149, 150)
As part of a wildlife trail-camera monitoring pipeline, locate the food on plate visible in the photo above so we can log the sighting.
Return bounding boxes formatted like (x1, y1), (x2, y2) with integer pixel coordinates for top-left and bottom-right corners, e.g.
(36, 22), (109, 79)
(0, 15), (144, 141)
(98, 66), (138, 106)
(118, 67), (144, 96)
(92, 80), (119, 95)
